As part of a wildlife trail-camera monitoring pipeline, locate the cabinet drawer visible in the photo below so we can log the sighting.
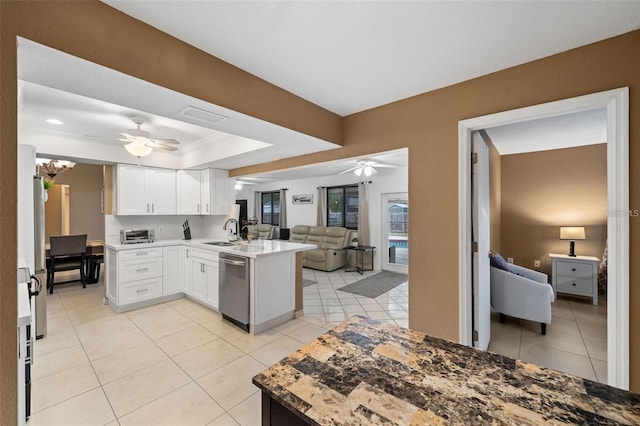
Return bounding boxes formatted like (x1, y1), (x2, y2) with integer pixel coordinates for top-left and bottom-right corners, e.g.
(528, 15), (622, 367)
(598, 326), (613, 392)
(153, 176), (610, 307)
(189, 249), (219, 263)
(119, 258), (162, 283)
(556, 277), (594, 296)
(120, 248), (163, 261)
(556, 261), (594, 278)
(120, 277), (162, 304)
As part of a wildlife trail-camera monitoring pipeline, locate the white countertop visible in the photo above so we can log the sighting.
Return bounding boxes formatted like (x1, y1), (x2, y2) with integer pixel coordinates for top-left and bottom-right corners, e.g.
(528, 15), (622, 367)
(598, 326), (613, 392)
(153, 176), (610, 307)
(106, 238), (316, 259)
(17, 283), (31, 327)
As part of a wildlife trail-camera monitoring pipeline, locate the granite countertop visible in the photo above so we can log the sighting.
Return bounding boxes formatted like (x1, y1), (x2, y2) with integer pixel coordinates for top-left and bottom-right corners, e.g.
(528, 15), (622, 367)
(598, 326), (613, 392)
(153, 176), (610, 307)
(106, 238), (315, 259)
(253, 316), (640, 425)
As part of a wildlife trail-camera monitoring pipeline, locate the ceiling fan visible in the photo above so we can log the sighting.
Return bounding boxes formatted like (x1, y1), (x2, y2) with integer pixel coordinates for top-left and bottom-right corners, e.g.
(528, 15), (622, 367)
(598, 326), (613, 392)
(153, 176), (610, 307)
(339, 160), (398, 177)
(120, 116), (180, 158)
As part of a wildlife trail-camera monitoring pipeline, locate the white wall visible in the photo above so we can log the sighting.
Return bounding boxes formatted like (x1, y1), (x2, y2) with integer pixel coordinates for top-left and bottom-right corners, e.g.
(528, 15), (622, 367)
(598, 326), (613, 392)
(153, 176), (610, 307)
(236, 166), (408, 268)
(104, 214), (229, 245)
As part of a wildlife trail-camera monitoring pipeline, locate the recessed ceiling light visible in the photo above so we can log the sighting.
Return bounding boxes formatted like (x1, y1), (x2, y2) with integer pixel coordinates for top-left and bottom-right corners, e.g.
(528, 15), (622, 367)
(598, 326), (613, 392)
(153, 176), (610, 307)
(45, 118), (64, 125)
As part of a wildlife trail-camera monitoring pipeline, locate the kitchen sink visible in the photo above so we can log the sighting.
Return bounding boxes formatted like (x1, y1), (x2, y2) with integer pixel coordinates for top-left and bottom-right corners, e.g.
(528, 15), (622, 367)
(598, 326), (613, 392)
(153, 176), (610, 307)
(204, 241), (235, 246)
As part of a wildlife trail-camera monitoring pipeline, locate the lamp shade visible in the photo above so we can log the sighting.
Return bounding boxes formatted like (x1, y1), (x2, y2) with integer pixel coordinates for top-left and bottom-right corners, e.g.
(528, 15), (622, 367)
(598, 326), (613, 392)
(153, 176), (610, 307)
(560, 226), (585, 240)
(125, 142), (152, 158)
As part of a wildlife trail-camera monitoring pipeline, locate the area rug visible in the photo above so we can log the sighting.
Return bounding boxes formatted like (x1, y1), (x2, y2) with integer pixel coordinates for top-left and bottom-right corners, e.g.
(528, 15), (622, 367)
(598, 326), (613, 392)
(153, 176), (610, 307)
(337, 271), (408, 299)
(302, 279), (317, 287)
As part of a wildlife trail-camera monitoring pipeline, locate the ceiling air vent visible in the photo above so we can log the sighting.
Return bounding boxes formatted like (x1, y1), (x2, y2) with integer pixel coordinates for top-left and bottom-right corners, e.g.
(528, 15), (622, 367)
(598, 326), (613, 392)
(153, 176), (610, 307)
(179, 106), (229, 125)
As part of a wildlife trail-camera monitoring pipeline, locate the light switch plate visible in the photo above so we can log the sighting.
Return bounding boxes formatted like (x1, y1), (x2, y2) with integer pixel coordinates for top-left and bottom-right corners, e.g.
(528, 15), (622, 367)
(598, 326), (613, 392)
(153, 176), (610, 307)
(534, 260), (541, 268)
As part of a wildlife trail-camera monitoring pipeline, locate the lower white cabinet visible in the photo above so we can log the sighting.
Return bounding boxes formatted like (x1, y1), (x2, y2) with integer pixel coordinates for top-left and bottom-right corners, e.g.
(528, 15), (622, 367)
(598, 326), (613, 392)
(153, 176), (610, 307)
(107, 246), (171, 311)
(185, 248), (219, 310)
(163, 245), (183, 296)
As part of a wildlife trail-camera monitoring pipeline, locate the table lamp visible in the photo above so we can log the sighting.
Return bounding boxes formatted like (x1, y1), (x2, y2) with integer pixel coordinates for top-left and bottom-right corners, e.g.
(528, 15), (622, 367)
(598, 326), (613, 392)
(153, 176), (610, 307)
(560, 226), (585, 257)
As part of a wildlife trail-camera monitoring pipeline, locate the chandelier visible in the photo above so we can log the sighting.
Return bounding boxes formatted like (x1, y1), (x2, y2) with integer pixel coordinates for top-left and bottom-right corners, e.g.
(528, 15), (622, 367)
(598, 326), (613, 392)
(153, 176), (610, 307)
(36, 158), (76, 179)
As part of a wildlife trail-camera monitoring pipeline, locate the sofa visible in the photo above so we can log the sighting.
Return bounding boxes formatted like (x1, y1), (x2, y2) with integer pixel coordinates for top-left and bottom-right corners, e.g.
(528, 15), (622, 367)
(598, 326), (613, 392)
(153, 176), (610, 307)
(254, 224), (277, 239)
(490, 263), (555, 334)
(290, 225), (357, 271)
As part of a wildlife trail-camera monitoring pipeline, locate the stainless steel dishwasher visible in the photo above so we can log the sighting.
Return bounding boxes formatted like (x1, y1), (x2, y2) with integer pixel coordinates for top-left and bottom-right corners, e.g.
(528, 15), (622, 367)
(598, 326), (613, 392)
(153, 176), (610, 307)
(219, 253), (250, 332)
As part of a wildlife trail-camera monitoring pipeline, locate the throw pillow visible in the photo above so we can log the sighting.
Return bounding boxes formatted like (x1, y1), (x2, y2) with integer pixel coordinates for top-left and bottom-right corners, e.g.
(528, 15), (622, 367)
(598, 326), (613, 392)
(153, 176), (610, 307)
(490, 252), (510, 271)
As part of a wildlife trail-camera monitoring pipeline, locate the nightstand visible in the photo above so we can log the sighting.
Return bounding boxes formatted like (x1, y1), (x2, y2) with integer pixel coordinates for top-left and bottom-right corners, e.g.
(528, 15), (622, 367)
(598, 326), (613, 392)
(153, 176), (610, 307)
(550, 254), (600, 305)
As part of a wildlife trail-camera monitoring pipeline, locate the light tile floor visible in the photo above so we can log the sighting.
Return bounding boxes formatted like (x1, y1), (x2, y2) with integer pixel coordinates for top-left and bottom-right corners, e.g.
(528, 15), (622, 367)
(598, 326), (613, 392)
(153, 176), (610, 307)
(30, 269), (408, 425)
(488, 295), (608, 383)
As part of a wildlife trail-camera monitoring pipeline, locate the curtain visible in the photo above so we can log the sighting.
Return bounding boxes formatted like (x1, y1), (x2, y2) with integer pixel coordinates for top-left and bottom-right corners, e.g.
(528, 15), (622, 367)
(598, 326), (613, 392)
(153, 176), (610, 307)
(279, 188), (287, 228)
(317, 186), (326, 226)
(253, 191), (261, 222)
(357, 182), (370, 246)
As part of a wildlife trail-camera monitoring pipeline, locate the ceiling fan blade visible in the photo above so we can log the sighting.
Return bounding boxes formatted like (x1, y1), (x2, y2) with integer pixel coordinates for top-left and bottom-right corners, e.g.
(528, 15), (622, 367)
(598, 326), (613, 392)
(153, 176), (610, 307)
(373, 163), (399, 168)
(151, 144), (178, 152)
(339, 167), (359, 174)
(151, 138), (180, 145)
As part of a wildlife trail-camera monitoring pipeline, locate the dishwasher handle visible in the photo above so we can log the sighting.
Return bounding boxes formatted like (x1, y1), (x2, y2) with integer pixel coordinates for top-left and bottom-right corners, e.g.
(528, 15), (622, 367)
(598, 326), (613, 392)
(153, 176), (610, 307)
(221, 258), (247, 266)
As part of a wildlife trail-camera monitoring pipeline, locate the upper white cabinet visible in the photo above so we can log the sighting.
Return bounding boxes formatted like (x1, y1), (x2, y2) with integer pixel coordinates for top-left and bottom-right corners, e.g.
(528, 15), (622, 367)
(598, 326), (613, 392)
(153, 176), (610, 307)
(201, 168), (235, 216)
(177, 170), (202, 215)
(116, 164), (176, 215)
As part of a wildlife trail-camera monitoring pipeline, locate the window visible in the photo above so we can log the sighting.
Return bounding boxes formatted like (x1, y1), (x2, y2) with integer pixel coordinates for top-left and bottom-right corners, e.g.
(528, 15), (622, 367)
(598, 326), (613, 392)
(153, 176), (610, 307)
(327, 185), (358, 229)
(261, 191), (280, 225)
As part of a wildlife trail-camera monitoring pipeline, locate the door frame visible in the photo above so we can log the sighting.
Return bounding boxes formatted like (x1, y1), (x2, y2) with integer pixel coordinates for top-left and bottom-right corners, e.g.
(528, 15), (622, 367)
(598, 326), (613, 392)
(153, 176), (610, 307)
(381, 192), (409, 274)
(457, 88), (629, 389)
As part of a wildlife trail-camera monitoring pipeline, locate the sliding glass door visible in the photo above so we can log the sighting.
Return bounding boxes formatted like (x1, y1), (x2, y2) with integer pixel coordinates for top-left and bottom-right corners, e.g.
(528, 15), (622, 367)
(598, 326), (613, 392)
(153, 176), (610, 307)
(382, 193), (408, 273)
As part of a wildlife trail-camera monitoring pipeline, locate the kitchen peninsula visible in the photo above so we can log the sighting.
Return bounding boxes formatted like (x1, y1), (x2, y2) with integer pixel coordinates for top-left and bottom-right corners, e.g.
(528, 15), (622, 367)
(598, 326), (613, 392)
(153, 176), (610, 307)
(253, 316), (640, 425)
(106, 239), (315, 334)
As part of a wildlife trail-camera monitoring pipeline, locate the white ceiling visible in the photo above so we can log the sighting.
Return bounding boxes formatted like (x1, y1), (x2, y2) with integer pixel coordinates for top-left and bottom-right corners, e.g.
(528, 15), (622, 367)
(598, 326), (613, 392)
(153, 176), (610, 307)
(102, 0), (640, 116)
(17, 38), (338, 170)
(486, 107), (608, 155)
(17, 2), (639, 177)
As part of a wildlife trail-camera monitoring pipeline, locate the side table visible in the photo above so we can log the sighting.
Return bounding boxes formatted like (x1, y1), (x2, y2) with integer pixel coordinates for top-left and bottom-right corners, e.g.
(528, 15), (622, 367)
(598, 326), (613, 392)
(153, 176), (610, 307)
(345, 246), (375, 275)
(550, 253), (600, 305)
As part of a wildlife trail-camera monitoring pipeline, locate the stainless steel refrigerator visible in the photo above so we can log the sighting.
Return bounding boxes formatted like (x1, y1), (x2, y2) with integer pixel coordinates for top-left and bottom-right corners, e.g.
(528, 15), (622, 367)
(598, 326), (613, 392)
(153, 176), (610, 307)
(33, 176), (47, 338)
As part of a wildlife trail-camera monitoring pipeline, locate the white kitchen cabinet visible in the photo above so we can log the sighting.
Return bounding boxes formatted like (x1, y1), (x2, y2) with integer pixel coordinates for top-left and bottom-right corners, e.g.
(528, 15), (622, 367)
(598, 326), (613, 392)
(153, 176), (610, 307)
(107, 246), (181, 311)
(186, 248), (219, 310)
(183, 247), (193, 295)
(116, 165), (147, 215)
(150, 168), (178, 214)
(204, 258), (219, 307)
(201, 168), (235, 215)
(162, 245), (183, 296)
(177, 170), (202, 214)
(116, 164), (176, 215)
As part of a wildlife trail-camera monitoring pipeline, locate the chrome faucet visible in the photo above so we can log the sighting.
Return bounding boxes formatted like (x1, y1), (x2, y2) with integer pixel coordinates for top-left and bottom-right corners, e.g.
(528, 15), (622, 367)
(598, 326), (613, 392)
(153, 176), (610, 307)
(223, 218), (239, 241)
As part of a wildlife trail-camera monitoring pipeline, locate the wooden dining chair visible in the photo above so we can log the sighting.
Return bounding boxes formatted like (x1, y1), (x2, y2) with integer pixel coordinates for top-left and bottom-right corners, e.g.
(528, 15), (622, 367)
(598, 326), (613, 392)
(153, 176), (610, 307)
(47, 234), (88, 294)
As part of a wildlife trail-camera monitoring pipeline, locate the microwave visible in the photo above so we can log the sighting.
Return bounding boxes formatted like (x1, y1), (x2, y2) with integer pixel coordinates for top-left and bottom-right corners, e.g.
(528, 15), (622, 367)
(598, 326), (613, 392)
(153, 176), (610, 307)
(120, 229), (155, 244)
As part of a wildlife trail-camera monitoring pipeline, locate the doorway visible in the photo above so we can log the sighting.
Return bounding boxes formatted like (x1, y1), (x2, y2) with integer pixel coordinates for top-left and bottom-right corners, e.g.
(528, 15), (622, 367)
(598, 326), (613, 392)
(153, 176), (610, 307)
(381, 193), (408, 274)
(458, 88), (629, 389)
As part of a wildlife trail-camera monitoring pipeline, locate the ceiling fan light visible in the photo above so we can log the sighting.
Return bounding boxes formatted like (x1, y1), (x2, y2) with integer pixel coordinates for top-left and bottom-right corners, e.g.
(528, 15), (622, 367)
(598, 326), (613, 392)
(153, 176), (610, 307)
(363, 166), (373, 176)
(354, 167), (363, 176)
(125, 142), (152, 158)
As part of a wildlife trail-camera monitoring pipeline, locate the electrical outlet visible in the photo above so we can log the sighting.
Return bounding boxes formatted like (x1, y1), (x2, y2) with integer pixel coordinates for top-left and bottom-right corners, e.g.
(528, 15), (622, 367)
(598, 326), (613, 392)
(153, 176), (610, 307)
(507, 257), (514, 264)
(534, 260), (541, 268)
(110, 227), (119, 236)
(158, 226), (164, 232)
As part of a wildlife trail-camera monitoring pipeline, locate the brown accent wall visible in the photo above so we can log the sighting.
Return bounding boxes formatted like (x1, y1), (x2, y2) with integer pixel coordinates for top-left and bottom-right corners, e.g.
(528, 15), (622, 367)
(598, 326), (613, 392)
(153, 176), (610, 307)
(500, 144), (607, 276)
(488, 139), (502, 253)
(1, 5), (639, 418)
(46, 163), (106, 241)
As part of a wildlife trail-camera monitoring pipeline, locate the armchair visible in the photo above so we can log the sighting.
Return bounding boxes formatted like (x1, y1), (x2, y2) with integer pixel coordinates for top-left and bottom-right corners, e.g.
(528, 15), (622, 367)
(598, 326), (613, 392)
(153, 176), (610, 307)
(490, 263), (554, 334)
